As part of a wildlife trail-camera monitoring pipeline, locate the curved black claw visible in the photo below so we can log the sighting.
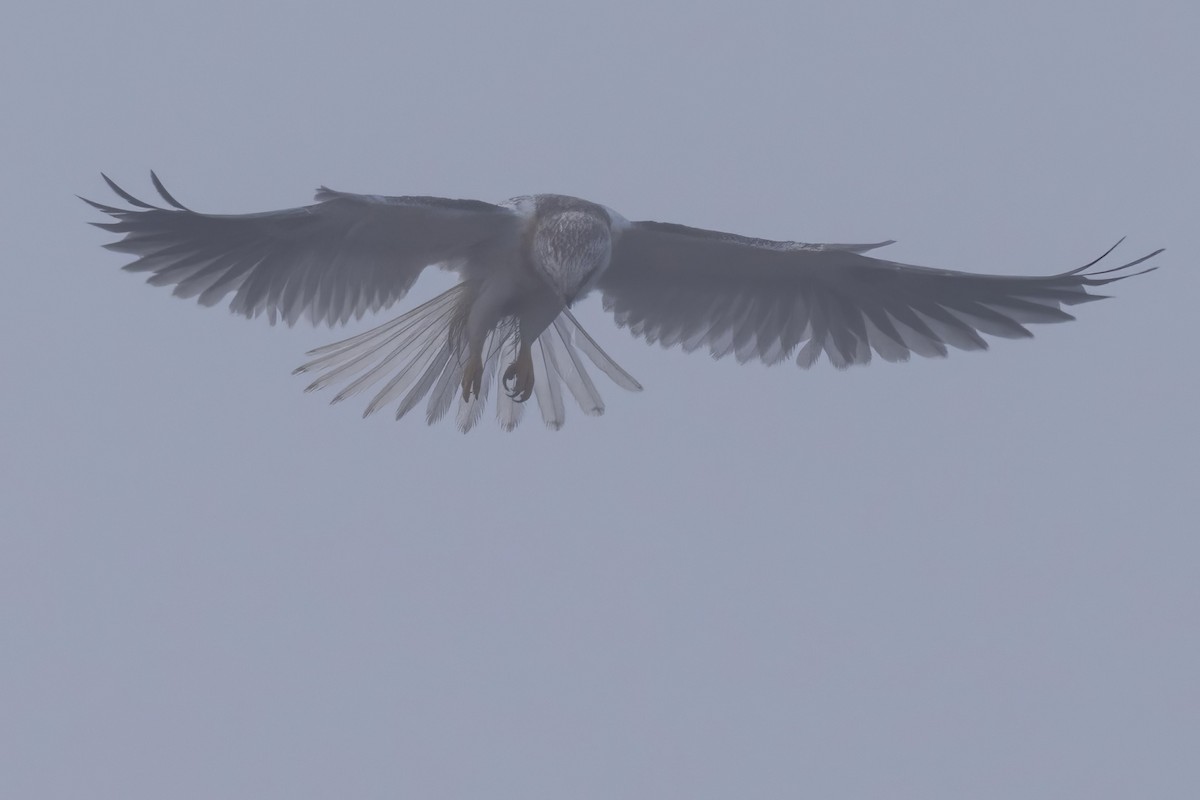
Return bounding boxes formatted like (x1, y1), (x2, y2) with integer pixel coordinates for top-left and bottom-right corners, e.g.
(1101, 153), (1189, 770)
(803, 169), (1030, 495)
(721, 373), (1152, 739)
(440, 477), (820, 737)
(502, 362), (534, 403)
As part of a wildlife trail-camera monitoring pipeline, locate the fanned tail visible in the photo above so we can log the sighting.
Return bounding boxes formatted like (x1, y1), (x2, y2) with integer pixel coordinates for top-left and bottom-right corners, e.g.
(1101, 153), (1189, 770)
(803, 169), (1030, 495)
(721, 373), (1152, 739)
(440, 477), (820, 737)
(293, 287), (641, 432)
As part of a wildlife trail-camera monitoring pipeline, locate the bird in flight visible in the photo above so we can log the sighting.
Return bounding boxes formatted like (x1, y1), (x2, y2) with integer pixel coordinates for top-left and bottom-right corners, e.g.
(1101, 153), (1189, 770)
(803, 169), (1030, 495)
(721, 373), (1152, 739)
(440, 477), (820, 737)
(85, 174), (1159, 431)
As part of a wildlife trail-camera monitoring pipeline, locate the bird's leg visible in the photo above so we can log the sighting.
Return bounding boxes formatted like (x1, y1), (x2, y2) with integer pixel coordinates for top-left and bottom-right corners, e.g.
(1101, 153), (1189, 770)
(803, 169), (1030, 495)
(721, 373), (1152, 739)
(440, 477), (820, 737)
(502, 341), (535, 403)
(461, 347), (484, 402)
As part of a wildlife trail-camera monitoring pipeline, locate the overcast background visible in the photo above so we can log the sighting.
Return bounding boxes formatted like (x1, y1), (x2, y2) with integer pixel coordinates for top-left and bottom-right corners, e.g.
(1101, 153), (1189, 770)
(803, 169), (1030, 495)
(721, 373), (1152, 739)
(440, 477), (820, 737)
(2, 1), (1197, 798)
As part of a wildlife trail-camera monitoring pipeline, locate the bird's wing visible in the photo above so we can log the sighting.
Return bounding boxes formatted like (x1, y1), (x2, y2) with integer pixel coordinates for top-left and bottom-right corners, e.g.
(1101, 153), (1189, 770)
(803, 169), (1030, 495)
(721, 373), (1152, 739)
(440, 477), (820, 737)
(84, 173), (521, 326)
(600, 220), (1160, 368)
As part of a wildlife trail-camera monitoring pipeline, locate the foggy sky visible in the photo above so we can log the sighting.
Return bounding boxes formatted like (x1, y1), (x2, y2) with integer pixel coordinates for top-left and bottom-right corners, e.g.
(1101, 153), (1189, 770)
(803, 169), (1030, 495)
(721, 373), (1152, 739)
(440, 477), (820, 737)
(2, 1), (1197, 798)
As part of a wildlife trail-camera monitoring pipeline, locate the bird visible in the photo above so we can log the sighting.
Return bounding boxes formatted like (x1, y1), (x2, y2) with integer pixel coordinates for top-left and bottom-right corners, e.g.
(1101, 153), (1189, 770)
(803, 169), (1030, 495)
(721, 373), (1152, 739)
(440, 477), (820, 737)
(84, 173), (1160, 432)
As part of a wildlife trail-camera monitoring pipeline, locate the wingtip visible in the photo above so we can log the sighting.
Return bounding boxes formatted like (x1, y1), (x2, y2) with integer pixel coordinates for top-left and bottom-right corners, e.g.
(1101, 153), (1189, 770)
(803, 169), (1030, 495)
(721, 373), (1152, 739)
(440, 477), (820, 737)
(1085, 264), (1159, 287)
(79, 194), (118, 213)
(1068, 237), (1127, 275)
(1061, 239), (1164, 286)
(100, 173), (157, 209)
(149, 170), (189, 210)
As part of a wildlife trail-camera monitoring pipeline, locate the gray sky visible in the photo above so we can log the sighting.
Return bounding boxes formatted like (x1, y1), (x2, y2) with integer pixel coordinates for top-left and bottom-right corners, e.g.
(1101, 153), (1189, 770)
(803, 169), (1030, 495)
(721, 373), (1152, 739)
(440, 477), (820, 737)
(3, 1), (1198, 798)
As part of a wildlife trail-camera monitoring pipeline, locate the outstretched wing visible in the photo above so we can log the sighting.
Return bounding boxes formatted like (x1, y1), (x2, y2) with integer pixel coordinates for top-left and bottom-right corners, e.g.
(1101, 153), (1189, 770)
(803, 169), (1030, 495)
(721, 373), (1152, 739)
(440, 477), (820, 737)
(84, 173), (520, 326)
(601, 220), (1160, 368)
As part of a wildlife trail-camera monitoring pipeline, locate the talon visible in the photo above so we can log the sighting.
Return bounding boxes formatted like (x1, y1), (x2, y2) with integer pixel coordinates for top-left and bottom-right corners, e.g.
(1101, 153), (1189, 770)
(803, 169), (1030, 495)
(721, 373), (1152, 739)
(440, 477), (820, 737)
(461, 355), (483, 402)
(503, 365), (529, 402)
(502, 351), (535, 403)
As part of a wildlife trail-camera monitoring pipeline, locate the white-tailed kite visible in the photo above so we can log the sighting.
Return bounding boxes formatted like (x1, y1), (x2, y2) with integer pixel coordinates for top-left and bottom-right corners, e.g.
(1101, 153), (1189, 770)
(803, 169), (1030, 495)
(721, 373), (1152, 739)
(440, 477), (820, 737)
(85, 174), (1159, 431)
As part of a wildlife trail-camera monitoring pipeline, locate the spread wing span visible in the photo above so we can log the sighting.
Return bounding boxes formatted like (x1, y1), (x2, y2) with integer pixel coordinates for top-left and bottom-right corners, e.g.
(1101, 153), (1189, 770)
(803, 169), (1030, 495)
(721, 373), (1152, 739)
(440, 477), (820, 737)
(83, 173), (520, 326)
(602, 220), (1160, 368)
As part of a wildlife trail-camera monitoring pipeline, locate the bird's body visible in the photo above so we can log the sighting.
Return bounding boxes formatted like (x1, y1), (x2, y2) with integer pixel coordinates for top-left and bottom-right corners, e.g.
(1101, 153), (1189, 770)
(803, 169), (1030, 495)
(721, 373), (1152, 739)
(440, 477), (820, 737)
(85, 174), (1159, 431)
(458, 194), (622, 403)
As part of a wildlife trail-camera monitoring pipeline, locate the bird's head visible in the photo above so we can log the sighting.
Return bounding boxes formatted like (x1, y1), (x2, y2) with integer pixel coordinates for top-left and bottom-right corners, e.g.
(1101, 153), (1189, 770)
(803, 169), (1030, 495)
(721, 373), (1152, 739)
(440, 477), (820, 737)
(531, 208), (613, 305)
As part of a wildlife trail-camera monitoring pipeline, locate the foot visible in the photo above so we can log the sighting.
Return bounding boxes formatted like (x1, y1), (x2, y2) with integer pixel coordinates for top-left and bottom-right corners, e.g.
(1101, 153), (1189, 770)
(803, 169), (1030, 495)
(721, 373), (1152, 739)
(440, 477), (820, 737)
(461, 354), (483, 402)
(502, 347), (535, 403)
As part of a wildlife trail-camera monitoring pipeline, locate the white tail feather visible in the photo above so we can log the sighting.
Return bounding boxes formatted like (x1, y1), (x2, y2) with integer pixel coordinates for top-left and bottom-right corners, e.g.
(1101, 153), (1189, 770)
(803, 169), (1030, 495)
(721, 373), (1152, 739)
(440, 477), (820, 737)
(294, 288), (640, 431)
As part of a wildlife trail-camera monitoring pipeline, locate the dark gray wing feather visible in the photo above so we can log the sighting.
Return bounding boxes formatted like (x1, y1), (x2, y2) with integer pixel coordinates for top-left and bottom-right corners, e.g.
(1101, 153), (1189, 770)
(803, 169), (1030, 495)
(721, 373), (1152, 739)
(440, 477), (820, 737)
(85, 173), (519, 326)
(602, 220), (1159, 368)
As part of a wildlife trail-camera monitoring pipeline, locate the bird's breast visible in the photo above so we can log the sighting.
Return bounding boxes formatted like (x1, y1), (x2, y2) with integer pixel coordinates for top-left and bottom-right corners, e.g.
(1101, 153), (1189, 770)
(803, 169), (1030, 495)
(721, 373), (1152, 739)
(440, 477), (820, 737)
(530, 207), (613, 302)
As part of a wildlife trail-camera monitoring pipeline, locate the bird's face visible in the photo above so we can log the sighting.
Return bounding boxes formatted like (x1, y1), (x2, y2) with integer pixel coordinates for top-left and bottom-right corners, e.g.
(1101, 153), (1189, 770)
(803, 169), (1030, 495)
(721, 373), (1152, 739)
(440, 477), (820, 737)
(531, 210), (613, 305)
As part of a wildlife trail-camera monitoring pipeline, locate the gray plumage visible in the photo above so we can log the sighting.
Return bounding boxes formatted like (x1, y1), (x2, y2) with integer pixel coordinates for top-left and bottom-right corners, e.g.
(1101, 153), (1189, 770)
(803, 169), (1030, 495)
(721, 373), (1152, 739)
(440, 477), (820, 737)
(84, 173), (1159, 431)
